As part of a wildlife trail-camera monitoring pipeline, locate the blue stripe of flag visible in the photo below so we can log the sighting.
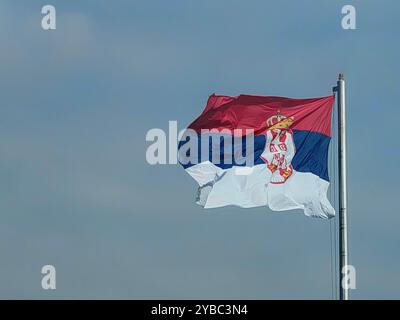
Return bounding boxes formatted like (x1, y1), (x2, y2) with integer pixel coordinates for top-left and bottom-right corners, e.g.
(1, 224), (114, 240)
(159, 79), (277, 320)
(178, 130), (330, 181)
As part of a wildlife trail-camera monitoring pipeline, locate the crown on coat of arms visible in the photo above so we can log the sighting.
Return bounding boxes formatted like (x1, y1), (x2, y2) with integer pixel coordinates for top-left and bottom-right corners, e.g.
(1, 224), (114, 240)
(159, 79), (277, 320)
(266, 109), (294, 130)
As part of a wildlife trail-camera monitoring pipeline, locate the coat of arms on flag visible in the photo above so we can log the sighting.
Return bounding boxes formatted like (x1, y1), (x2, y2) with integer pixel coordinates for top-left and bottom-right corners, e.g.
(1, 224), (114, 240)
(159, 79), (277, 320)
(178, 94), (335, 218)
(261, 110), (295, 184)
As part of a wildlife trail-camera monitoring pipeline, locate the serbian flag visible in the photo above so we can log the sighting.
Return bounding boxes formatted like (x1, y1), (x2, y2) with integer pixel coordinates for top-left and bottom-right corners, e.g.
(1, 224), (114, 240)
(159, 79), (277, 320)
(178, 94), (335, 218)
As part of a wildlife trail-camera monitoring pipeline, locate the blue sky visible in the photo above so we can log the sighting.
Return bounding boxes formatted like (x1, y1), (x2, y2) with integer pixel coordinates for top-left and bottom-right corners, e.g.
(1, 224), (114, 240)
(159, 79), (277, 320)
(0, 0), (399, 299)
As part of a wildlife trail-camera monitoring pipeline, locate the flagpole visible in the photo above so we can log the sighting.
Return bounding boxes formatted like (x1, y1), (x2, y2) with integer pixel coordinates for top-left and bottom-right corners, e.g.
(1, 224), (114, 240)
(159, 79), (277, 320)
(336, 73), (349, 300)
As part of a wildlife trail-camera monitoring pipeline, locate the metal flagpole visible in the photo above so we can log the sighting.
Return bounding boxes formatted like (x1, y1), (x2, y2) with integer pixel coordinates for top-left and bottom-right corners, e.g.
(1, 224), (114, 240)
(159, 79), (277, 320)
(335, 73), (349, 300)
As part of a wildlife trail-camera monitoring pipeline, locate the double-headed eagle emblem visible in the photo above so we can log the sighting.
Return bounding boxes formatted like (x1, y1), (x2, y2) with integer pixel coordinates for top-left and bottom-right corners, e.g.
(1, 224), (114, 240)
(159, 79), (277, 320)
(261, 110), (295, 184)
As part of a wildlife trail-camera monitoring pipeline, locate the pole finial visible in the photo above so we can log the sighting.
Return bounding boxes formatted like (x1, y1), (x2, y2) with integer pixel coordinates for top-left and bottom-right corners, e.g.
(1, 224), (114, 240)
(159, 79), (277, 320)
(339, 73), (344, 81)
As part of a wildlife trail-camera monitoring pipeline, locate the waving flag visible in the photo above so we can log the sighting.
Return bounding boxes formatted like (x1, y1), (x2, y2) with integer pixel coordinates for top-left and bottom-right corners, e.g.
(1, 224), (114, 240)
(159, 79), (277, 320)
(178, 94), (335, 218)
